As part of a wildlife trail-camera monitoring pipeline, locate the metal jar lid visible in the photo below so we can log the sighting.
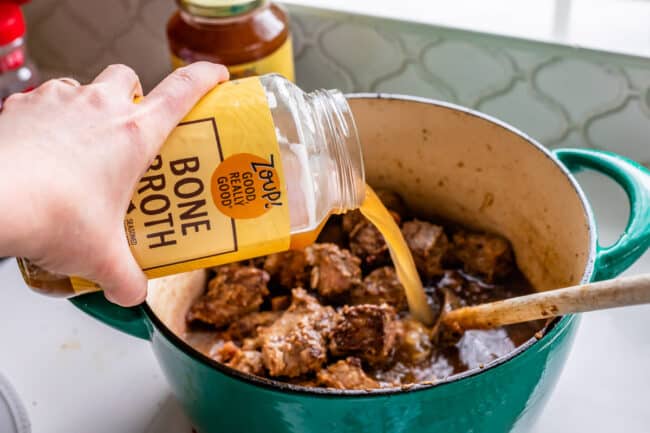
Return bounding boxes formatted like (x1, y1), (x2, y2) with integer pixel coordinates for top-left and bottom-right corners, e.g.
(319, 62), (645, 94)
(177, 0), (263, 18)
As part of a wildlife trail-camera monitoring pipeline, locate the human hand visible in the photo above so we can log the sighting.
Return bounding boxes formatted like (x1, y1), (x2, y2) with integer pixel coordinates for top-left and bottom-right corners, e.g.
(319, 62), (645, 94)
(0, 62), (229, 306)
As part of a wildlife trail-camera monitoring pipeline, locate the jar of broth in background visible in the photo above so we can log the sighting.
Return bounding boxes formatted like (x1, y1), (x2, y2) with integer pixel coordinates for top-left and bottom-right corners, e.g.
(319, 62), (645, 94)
(167, 0), (294, 81)
(18, 74), (363, 297)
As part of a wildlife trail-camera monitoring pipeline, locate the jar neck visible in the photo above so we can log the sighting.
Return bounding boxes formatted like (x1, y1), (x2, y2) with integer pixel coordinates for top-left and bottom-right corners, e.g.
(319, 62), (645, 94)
(306, 89), (365, 214)
(177, 0), (263, 19)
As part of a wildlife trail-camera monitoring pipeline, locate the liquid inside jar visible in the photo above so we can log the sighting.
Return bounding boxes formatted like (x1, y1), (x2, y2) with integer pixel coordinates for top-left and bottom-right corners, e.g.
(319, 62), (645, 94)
(18, 259), (73, 297)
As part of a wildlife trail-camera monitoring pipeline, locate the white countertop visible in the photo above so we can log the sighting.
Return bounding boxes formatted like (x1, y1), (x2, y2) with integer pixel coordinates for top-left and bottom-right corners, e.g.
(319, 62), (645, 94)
(0, 169), (648, 433)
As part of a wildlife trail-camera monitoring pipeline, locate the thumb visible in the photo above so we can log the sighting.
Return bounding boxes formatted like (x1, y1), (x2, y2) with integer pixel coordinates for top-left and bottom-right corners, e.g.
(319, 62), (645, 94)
(136, 62), (229, 162)
(90, 231), (148, 307)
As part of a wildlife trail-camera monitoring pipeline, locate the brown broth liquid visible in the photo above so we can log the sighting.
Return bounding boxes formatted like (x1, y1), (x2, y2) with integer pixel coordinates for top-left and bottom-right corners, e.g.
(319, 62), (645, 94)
(17, 258), (76, 297)
(376, 271), (542, 383)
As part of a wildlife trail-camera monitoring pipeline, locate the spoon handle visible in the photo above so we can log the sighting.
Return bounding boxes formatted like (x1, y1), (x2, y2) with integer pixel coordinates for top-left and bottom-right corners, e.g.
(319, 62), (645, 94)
(442, 273), (650, 330)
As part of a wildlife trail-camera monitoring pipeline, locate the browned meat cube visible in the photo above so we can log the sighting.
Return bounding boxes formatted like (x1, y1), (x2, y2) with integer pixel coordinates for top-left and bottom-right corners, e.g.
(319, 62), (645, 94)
(187, 264), (270, 328)
(329, 304), (399, 367)
(342, 210), (365, 233)
(270, 295), (291, 311)
(395, 318), (433, 364)
(437, 270), (513, 308)
(349, 220), (389, 264)
(260, 288), (337, 377)
(263, 250), (309, 288)
(375, 189), (408, 217)
(226, 311), (281, 341)
(350, 267), (408, 311)
(451, 231), (514, 281)
(305, 243), (362, 298)
(402, 220), (449, 278)
(211, 341), (264, 375)
(290, 285), (323, 310)
(342, 210), (400, 265)
(317, 357), (379, 390)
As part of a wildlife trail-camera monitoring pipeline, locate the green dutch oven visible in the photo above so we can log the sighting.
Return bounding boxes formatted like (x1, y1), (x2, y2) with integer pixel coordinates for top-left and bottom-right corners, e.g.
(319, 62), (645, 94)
(71, 95), (650, 433)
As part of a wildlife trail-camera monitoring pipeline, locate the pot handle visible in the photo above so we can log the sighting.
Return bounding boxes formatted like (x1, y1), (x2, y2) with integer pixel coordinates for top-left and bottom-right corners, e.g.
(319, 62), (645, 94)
(70, 292), (152, 340)
(553, 148), (650, 281)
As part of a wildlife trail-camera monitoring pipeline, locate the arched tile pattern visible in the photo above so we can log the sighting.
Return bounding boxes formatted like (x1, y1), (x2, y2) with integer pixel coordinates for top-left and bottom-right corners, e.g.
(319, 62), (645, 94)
(22, 2), (650, 165)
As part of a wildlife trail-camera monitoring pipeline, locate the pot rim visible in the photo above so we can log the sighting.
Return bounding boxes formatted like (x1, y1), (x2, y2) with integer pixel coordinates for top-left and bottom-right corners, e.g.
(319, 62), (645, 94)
(144, 93), (598, 397)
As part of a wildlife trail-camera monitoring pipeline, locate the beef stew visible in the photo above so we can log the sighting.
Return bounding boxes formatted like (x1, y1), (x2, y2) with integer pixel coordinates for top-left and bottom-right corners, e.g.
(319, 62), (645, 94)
(184, 190), (545, 389)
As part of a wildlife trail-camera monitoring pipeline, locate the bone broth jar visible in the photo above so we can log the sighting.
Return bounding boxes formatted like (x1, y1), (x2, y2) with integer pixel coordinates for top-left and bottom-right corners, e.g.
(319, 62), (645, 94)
(167, 0), (294, 81)
(18, 75), (365, 297)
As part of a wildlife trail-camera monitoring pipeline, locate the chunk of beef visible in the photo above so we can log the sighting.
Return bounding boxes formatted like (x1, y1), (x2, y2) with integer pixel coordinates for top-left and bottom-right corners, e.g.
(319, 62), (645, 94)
(260, 288), (337, 377)
(342, 210), (400, 265)
(375, 189), (408, 218)
(329, 304), (399, 367)
(349, 220), (389, 265)
(187, 264), (270, 327)
(211, 341), (264, 375)
(317, 357), (379, 390)
(395, 318), (433, 364)
(341, 210), (365, 233)
(241, 337), (261, 350)
(451, 231), (513, 281)
(402, 220), (449, 278)
(350, 267), (408, 311)
(270, 295), (291, 311)
(290, 285), (323, 309)
(305, 243), (362, 298)
(263, 250), (309, 288)
(437, 270), (515, 308)
(226, 311), (281, 341)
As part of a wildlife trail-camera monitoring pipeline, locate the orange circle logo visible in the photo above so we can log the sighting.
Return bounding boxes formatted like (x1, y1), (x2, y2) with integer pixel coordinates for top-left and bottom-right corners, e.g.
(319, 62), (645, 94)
(211, 153), (283, 219)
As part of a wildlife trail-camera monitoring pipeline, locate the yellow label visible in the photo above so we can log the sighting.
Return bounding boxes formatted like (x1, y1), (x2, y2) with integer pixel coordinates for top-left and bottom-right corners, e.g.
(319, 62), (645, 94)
(171, 37), (295, 82)
(71, 77), (290, 292)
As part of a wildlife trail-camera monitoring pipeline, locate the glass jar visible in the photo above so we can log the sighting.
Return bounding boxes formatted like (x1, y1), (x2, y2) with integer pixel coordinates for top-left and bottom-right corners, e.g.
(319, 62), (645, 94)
(167, 0), (294, 81)
(18, 74), (364, 298)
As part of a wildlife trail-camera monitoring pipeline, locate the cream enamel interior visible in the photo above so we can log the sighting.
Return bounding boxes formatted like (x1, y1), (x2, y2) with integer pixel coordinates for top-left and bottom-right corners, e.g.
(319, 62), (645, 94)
(147, 96), (592, 338)
(147, 270), (207, 335)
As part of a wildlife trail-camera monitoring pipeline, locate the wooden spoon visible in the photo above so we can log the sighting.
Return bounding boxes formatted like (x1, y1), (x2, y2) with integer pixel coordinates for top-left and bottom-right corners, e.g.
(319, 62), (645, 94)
(438, 273), (650, 331)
